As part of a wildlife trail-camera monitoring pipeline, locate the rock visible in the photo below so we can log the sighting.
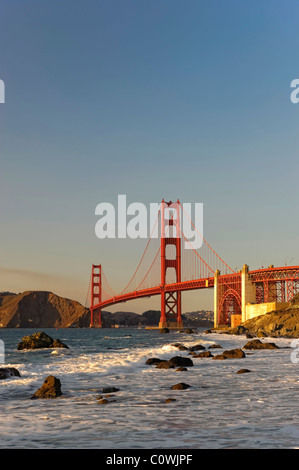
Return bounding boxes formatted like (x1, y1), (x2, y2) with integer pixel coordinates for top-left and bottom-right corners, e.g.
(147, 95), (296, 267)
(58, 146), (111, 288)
(237, 297), (299, 338)
(102, 387), (119, 393)
(52, 338), (69, 348)
(188, 344), (205, 352)
(212, 354), (227, 360)
(171, 343), (189, 351)
(165, 398), (177, 403)
(208, 344), (222, 349)
(237, 369), (251, 374)
(145, 358), (163, 365)
(0, 367), (21, 380)
(193, 351), (213, 358)
(213, 348), (246, 360)
(226, 325), (249, 336)
(156, 361), (175, 369)
(204, 329), (212, 334)
(243, 339), (279, 350)
(169, 356), (194, 367)
(222, 348), (246, 359)
(257, 330), (267, 338)
(98, 398), (109, 404)
(31, 375), (62, 399)
(184, 329), (196, 334)
(17, 331), (69, 350)
(175, 367), (188, 371)
(171, 383), (191, 390)
(160, 328), (169, 333)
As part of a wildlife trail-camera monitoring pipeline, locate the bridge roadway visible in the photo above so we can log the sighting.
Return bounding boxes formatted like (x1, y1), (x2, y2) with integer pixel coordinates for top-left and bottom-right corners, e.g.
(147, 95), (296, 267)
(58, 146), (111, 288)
(93, 265), (299, 312)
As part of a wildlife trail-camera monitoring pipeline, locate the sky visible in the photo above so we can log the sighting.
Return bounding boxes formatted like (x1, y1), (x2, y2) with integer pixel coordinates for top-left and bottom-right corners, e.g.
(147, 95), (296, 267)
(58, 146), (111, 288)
(0, 0), (299, 313)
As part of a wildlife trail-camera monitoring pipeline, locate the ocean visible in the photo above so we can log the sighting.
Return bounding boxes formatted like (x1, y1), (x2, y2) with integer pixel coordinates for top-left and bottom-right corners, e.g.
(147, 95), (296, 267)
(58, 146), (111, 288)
(0, 327), (298, 449)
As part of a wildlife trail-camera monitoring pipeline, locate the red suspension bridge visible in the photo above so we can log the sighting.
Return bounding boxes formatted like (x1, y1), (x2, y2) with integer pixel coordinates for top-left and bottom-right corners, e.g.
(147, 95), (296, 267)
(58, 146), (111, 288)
(88, 200), (299, 328)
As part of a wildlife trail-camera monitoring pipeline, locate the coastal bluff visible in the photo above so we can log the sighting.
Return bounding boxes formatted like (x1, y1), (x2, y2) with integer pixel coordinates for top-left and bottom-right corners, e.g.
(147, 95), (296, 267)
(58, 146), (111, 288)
(0, 291), (90, 328)
(226, 293), (299, 338)
(0, 291), (214, 328)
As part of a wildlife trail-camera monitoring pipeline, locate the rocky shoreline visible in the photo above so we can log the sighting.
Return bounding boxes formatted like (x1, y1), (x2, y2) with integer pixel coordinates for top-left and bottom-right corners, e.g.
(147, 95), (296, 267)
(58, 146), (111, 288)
(0, 328), (288, 406)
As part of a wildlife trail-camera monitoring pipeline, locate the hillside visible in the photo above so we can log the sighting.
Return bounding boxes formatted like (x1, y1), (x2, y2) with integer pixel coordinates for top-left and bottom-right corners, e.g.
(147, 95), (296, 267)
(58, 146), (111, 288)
(0, 291), (90, 328)
(0, 291), (214, 328)
(228, 293), (299, 338)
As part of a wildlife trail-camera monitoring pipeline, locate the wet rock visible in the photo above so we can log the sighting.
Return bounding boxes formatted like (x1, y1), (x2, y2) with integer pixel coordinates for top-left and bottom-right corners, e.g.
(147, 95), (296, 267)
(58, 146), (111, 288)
(102, 387), (120, 393)
(243, 339), (279, 350)
(188, 344), (205, 352)
(17, 331), (69, 350)
(193, 351), (213, 358)
(160, 328), (169, 333)
(175, 367), (188, 371)
(52, 339), (68, 348)
(171, 382), (191, 390)
(237, 369), (251, 374)
(98, 398), (109, 404)
(145, 358), (163, 365)
(212, 354), (227, 360)
(171, 343), (189, 351)
(213, 348), (246, 360)
(31, 375), (62, 399)
(0, 367), (21, 380)
(222, 348), (246, 358)
(208, 344), (222, 349)
(156, 361), (175, 369)
(165, 398), (177, 403)
(204, 329), (212, 334)
(169, 356), (194, 367)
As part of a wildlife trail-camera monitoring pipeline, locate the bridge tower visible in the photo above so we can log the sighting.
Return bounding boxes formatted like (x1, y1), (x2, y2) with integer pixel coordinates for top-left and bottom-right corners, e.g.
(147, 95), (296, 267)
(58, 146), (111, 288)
(159, 200), (183, 329)
(90, 264), (102, 327)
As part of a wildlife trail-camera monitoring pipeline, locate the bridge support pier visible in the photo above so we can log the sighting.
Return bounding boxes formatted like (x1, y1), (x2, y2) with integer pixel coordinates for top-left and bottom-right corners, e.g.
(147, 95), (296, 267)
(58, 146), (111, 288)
(159, 200), (183, 329)
(241, 264), (256, 322)
(213, 270), (220, 328)
(90, 264), (102, 328)
(214, 264), (256, 327)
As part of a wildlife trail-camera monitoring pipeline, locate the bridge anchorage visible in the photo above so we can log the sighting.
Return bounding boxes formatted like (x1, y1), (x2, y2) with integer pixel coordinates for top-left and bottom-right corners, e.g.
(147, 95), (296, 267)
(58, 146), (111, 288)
(89, 199), (299, 329)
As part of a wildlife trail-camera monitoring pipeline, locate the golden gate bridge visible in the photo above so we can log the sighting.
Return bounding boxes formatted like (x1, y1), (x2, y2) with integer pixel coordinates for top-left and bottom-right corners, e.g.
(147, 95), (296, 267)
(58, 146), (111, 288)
(87, 200), (299, 328)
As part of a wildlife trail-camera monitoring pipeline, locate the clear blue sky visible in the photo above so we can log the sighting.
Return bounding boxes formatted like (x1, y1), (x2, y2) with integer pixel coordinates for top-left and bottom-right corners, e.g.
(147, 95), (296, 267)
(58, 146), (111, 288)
(0, 0), (298, 312)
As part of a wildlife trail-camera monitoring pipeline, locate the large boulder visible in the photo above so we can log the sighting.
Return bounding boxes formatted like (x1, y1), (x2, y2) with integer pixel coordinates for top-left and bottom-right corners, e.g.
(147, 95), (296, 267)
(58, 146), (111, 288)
(243, 339), (279, 350)
(213, 348), (246, 360)
(0, 367), (21, 380)
(169, 356), (194, 367)
(17, 331), (69, 350)
(145, 357), (163, 365)
(31, 375), (62, 399)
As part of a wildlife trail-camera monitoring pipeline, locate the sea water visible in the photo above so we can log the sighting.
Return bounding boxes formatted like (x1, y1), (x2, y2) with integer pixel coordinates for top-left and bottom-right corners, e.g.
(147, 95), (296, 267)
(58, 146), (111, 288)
(0, 328), (298, 449)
